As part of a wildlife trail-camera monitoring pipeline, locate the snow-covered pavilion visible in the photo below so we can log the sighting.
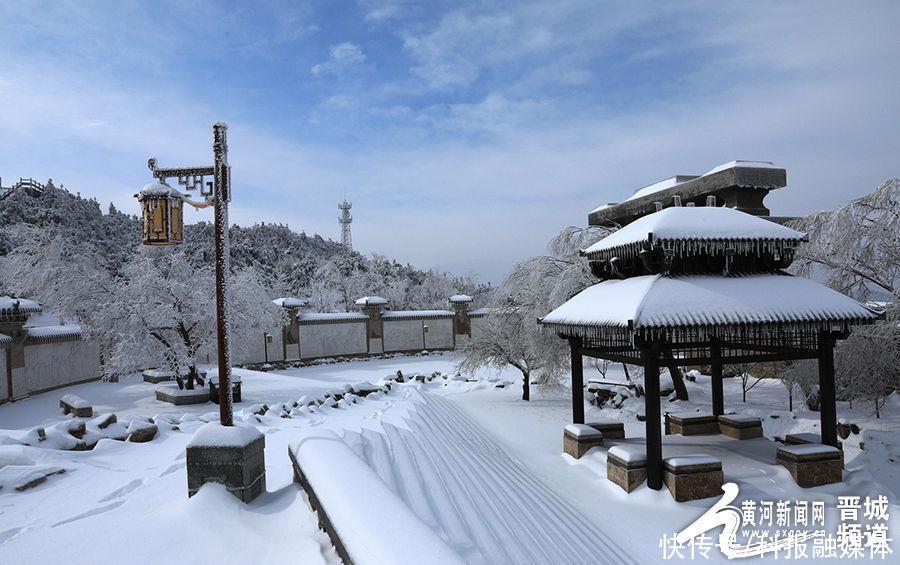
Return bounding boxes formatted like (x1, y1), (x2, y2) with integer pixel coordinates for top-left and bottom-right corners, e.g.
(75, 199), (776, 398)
(540, 203), (879, 491)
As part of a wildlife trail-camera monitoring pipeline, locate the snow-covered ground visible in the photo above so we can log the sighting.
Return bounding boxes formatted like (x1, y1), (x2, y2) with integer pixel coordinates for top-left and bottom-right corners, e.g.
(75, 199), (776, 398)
(0, 353), (897, 563)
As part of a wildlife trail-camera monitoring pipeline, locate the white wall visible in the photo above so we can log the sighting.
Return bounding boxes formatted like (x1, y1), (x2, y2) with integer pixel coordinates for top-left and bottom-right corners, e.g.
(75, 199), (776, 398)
(383, 320), (426, 352)
(237, 329), (285, 365)
(299, 322), (367, 359)
(22, 340), (99, 396)
(424, 318), (454, 350)
(0, 348), (7, 402)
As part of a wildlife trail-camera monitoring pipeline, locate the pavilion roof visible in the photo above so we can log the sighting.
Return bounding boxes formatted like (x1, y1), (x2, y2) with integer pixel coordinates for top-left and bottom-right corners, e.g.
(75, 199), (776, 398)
(0, 296), (42, 314)
(540, 273), (878, 338)
(581, 206), (805, 262)
(273, 297), (308, 309)
(355, 296), (389, 306)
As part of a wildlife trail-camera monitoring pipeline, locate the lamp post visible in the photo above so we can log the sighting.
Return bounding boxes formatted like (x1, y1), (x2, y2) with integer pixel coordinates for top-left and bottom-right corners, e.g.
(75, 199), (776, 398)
(135, 122), (234, 426)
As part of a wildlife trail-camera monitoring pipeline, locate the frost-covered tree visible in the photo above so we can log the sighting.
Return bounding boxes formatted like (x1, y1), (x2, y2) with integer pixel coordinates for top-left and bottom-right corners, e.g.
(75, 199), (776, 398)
(100, 249), (285, 386)
(790, 178), (900, 300)
(229, 266), (288, 363)
(0, 226), (122, 374)
(790, 178), (900, 415)
(457, 225), (611, 400)
(833, 304), (899, 418)
(103, 249), (216, 387)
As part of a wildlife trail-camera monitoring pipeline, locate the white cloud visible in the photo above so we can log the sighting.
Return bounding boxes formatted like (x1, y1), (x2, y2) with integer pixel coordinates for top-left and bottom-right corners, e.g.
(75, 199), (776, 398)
(311, 42), (366, 76)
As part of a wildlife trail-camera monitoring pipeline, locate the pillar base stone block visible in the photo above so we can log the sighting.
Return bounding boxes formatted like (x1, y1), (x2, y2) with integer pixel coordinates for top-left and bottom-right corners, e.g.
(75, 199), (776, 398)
(663, 455), (724, 502)
(563, 424), (603, 459)
(776, 444), (842, 488)
(607, 445), (646, 492)
(187, 422), (266, 503)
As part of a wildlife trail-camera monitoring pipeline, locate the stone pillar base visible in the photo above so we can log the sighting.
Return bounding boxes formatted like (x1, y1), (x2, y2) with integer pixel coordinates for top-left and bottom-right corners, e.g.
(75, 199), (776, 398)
(663, 456), (723, 502)
(587, 420), (625, 439)
(607, 446), (646, 492)
(718, 415), (763, 440)
(187, 423), (266, 503)
(666, 413), (719, 436)
(563, 424), (603, 459)
(776, 445), (842, 488)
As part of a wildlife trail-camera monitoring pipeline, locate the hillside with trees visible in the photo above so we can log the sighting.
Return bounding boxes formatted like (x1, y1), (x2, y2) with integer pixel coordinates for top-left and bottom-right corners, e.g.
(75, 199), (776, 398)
(0, 180), (491, 379)
(0, 180), (492, 312)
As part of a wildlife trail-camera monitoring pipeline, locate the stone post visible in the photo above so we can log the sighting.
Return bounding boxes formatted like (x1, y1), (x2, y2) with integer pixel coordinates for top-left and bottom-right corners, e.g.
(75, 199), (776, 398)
(448, 294), (473, 345)
(186, 422), (266, 502)
(356, 296), (387, 354)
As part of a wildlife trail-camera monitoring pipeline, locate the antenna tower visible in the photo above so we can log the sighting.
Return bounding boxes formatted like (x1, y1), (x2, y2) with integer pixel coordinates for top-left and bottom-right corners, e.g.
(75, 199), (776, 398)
(338, 198), (353, 250)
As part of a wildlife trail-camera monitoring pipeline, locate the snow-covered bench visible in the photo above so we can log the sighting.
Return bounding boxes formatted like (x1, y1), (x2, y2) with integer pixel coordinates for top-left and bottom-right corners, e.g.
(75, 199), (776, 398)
(289, 429), (465, 565)
(663, 455), (724, 502)
(563, 423), (604, 459)
(59, 394), (92, 418)
(776, 444), (842, 488)
(607, 445), (646, 492)
(587, 419), (625, 439)
(665, 412), (719, 436)
(718, 414), (763, 440)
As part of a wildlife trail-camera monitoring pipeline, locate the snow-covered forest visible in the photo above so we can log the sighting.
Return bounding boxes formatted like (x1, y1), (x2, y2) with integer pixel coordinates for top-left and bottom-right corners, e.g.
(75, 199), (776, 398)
(0, 181), (492, 378)
(0, 180), (492, 312)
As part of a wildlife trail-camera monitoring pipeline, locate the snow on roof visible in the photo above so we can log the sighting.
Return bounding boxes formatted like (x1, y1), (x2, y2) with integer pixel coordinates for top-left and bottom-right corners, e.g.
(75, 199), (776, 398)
(297, 312), (368, 325)
(355, 296), (388, 306)
(25, 325), (82, 343)
(540, 273), (879, 334)
(273, 297), (307, 308)
(448, 294), (473, 303)
(135, 181), (184, 199)
(582, 206), (806, 260)
(589, 203), (617, 214)
(382, 310), (454, 320)
(468, 308), (489, 317)
(624, 175), (697, 203)
(0, 333), (12, 346)
(702, 160), (779, 177)
(0, 296), (42, 314)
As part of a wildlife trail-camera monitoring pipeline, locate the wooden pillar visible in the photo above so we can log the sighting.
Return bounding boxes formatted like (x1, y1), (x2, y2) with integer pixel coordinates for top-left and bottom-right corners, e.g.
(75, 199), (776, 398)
(710, 337), (724, 416)
(818, 332), (838, 447)
(569, 338), (584, 424)
(639, 340), (663, 490)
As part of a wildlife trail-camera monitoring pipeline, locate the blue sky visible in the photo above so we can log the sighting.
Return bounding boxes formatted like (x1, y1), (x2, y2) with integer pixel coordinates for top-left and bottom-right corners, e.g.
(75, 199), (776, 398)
(1, 1), (898, 284)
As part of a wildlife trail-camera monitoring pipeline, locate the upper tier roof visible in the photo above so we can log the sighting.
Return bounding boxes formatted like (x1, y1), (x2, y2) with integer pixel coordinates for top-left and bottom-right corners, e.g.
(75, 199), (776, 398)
(355, 296), (389, 306)
(540, 273), (878, 337)
(588, 160), (786, 227)
(273, 297), (308, 309)
(581, 206), (806, 262)
(0, 296), (42, 314)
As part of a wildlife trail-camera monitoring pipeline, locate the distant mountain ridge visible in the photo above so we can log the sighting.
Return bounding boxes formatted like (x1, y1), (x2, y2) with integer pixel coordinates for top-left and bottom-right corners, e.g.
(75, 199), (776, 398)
(0, 179), (490, 311)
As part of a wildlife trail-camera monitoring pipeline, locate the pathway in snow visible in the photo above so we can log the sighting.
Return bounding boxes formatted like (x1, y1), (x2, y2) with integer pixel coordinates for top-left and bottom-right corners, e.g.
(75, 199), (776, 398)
(344, 390), (634, 565)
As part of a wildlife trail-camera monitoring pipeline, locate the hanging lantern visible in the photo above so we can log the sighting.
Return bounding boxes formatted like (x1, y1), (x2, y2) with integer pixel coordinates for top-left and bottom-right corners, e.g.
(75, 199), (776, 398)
(135, 181), (184, 245)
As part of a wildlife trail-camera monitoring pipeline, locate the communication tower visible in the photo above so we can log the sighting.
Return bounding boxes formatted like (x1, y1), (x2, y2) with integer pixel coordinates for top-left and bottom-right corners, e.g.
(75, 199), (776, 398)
(338, 199), (353, 250)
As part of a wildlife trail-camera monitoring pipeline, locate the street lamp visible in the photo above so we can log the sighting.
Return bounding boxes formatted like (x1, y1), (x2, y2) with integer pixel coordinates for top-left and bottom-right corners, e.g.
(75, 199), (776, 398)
(135, 122), (234, 426)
